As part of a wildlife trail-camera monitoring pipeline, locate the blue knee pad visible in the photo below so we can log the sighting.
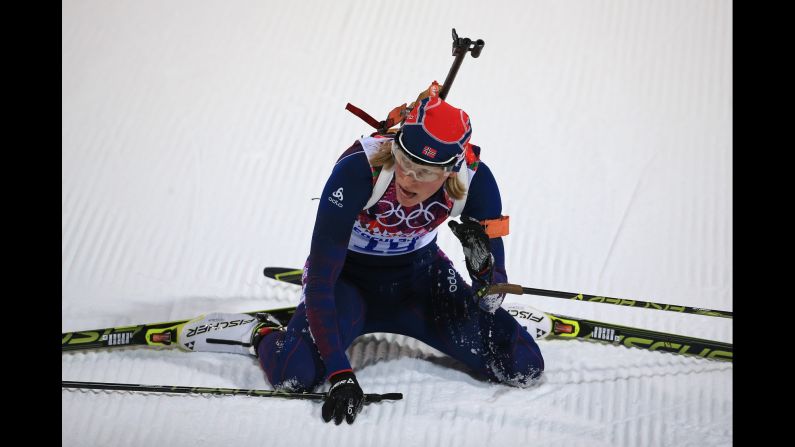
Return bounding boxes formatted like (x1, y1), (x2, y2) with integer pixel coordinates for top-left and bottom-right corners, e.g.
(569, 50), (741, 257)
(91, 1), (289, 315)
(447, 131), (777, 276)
(257, 326), (324, 392)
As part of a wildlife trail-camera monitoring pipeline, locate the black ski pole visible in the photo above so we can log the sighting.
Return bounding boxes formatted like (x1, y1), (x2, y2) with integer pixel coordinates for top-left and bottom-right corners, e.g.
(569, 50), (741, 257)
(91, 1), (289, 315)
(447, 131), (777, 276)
(62, 381), (403, 403)
(438, 28), (485, 100)
(263, 267), (732, 319)
(485, 283), (732, 319)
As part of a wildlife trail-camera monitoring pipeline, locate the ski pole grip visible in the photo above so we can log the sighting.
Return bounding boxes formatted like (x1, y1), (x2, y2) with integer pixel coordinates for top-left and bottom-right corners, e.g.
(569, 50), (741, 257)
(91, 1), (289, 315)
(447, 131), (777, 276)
(486, 283), (525, 296)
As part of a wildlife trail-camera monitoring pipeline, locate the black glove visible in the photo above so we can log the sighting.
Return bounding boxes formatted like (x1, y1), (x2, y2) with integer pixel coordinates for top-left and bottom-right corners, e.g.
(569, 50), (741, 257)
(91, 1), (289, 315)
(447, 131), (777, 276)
(449, 216), (506, 313)
(449, 215), (494, 284)
(322, 371), (364, 425)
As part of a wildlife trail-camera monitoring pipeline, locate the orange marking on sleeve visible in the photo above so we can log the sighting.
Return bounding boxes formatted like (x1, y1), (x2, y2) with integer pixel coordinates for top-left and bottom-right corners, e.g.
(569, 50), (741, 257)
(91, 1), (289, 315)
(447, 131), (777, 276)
(480, 216), (509, 238)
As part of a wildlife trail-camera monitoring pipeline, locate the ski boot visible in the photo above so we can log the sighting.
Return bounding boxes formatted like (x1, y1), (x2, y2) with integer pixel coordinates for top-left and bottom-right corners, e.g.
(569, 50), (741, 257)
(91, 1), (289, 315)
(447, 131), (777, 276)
(177, 312), (284, 356)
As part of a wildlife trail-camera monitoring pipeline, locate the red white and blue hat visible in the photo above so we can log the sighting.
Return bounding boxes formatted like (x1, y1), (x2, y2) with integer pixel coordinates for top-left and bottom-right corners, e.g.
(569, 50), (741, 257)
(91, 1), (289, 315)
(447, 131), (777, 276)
(396, 96), (472, 172)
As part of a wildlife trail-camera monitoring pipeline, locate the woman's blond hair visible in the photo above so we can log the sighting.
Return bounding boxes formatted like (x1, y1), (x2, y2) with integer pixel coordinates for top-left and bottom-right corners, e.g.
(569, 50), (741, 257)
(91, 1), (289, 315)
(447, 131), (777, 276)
(369, 140), (466, 200)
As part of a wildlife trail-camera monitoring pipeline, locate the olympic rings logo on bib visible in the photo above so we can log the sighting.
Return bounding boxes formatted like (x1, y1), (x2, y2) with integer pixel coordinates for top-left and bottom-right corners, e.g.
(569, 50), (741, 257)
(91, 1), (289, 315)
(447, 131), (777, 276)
(375, 200), (450, 230)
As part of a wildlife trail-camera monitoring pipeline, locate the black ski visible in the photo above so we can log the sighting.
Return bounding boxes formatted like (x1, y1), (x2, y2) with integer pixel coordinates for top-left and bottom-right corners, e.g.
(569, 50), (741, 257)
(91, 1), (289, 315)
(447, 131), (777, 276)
(62, 268), (733, 362)
(62, 306), (297, 352)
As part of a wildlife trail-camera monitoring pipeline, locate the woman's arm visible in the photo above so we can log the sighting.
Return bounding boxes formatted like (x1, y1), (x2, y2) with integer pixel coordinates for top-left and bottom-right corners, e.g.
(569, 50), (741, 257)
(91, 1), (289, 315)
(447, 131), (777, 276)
(459, 161), (508, 287)
(303, 144), (373, 379)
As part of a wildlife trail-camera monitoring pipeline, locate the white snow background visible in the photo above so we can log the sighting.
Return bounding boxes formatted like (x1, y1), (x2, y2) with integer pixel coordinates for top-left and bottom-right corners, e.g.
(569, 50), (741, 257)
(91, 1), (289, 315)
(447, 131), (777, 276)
(62, 1), (732, 446)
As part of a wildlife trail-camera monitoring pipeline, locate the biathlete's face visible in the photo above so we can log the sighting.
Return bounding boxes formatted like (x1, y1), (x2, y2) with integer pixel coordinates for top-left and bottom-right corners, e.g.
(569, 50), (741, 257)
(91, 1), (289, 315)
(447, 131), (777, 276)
(392, 145), (454, 207)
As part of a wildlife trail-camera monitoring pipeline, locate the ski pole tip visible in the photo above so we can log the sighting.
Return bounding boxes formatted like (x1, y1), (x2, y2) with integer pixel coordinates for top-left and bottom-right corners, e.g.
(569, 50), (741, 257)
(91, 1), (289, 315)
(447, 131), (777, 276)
(365, 392), (403, 403)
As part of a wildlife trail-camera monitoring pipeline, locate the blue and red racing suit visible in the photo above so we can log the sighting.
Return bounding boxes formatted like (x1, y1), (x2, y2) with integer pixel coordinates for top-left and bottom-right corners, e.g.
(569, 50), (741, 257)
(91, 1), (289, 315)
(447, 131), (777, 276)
(257, 135), (544, 390)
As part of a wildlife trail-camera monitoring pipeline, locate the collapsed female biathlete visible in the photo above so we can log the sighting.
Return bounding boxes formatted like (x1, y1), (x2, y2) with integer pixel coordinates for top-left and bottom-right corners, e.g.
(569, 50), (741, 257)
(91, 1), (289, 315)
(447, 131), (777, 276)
(178, 83), (545, 425)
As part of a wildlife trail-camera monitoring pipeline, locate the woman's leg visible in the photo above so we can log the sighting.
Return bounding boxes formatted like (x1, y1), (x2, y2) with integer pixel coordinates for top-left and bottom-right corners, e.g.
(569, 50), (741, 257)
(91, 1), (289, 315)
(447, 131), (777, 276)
(257, 278), (367, 391)
(363, 249), (544, 387)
